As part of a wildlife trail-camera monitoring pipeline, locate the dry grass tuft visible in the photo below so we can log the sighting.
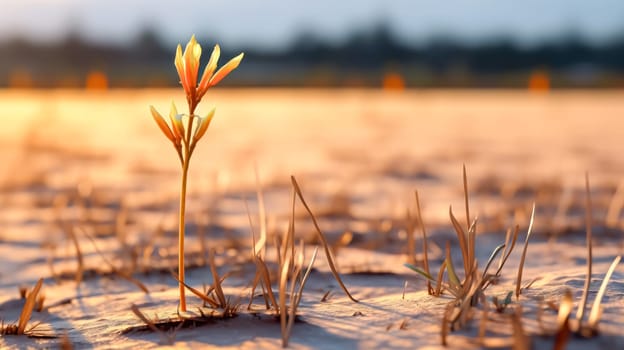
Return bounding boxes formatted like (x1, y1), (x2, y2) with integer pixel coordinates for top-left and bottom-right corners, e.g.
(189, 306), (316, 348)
(1, 278), (44, 336)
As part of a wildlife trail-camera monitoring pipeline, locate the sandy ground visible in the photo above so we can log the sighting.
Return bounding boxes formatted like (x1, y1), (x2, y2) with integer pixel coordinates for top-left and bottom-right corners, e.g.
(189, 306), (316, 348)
(0, 89), (623, 349)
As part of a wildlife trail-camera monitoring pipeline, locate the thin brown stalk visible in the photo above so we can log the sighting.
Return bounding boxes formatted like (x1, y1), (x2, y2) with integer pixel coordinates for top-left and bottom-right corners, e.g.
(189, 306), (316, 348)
(588, 255), (621, 330)
(515, 203), (536, 299)
(576, 173), (593, 323)
(17, 278), (43, 335)
(291, 176), (357, 302)
(415, 190), (432, 294)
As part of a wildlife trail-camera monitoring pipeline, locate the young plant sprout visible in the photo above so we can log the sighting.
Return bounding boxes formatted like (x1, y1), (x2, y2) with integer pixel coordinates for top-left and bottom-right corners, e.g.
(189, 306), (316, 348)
(150, 35), (243, 311)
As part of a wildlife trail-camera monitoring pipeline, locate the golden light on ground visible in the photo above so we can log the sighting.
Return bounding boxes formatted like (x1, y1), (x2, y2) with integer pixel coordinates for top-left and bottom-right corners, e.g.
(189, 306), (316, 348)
(8, 69), (34, 88)
(528, 70), (550, 93)
(382, 72), (406, 91)
(85, 70), (109, 90)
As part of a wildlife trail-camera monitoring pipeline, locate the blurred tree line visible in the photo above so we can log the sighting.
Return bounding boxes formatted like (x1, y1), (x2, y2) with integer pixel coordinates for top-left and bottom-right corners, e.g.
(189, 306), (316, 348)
(1, 24), (623, 88)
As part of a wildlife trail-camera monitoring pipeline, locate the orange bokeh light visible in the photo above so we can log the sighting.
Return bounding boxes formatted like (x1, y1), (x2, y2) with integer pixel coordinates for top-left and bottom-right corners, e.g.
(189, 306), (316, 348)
(8, 69), (33, 88)
(528, 70), (550, 93)
(85, 70), (109, 90)
(382, 72), (406, 91)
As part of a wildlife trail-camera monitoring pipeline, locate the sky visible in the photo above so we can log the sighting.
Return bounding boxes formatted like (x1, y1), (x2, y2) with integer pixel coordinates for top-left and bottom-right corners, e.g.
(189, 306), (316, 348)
(1, 0), (623, 49)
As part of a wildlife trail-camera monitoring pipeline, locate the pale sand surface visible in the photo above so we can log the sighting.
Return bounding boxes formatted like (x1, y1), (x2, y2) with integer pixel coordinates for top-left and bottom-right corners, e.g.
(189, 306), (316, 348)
(0, 89), (623, 349)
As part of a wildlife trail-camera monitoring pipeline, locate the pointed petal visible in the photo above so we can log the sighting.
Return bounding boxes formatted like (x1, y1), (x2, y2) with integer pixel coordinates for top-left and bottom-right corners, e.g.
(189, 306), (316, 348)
(197, 44), (221, 97)
(168, 101), (183, 142)
(183, 35), (201, 92)
(168, 102), (185, 140)
(209, 53), (244, 87)
(193, 107), (216, 143)
(150, 106), (176, 143)
(174, 44), (188, 90)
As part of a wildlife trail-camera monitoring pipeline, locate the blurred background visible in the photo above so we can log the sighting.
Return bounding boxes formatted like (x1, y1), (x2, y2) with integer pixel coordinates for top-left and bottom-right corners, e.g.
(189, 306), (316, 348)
(1, 0), (623, 89)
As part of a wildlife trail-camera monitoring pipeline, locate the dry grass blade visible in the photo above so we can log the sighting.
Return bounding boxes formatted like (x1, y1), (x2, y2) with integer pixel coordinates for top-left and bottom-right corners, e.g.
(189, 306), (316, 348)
(462, 165), (475, 267)
(576, 173), (593, 323)
(130, 304), (174, 345)
(515, 203), (536, 299)
(478, 294), (489, 344)
(445, 241), (461, 292)
(510, 306), (530, 350)
(244, 197), (258, 257)
(588, 255), (621, 331)
(405, 207), (416, 265)
(279, 254), (291, 347)
(208, 249), (227, 307)
(404, 264), (435, 281)
(131, 304), (161, 333)
(283, 247), (318, 348)
(497, 225), (520, 275)
(54, 196), (84, 285)
(482, 243), (506, 279)
(291, 176), (357, 302)
(554, 290), (573, 350)
(295, 247), (319, 302)
(254, 257), (279, 310)
(441, 302), (454, 346)
(435, 261), (447, 296)
(254, 166), (268, 256)
(59, 332), (73, 350)
(449, 206), (470, 276)
(462, 164), (470, 228)
(605, 179), (624, 228)
(17, 278), (43, 335)
(171, 272), (220, 308)
(414, 190), (432, 294)
(81, 227), (149, 294)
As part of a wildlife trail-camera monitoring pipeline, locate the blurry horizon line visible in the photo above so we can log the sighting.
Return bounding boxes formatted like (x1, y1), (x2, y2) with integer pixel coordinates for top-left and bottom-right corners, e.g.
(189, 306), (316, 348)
(2, 20), (624, 51)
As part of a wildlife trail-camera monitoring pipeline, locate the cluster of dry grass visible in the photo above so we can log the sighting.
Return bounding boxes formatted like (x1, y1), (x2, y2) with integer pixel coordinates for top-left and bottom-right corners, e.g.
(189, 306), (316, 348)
(406, 169), (622, 348)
